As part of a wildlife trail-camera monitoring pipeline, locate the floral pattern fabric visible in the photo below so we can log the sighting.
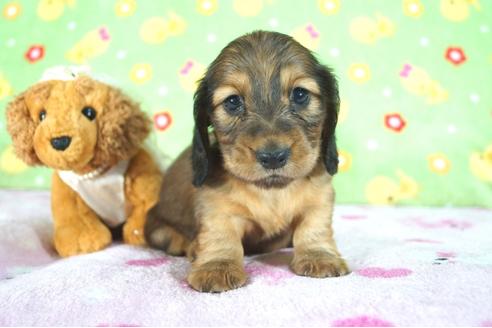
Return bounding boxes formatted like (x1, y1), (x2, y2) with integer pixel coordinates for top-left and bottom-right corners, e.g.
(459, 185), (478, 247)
(0, 0), (491, 207)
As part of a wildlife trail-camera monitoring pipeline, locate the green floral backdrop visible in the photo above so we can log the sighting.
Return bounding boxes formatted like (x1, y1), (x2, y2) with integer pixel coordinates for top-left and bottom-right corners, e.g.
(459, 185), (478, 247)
(0, 0), (491, 207)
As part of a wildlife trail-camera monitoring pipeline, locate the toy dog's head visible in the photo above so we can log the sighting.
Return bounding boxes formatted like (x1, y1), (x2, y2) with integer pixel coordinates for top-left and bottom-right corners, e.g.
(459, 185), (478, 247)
(6, 76), (150, 173)
(192, 30), (339, 188)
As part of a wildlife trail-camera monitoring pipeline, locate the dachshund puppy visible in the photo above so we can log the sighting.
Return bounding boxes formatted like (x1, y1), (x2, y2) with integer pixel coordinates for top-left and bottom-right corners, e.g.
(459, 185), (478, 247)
(145, 30), (349, 292)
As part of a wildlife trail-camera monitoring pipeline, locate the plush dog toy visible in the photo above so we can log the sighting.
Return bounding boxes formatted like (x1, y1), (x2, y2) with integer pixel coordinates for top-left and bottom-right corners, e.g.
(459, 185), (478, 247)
(5, 70), (162, 257)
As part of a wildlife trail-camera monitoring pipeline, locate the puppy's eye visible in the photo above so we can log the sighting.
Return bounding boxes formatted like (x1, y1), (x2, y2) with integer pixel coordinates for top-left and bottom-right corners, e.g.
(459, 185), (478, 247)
(292, 87), (310, 105)
(39, 110), (46, 122)
(82, 106), (97, 121)
(223, 95), (244, 114)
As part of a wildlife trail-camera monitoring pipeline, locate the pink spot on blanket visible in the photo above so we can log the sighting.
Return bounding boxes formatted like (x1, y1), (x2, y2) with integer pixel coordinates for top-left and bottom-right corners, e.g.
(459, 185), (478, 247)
(356, 267), (412, 278)
(332, 315), (394, 327)
(97, 324), (139, 327)
(126, 257), (169, 266)
(412, 218), (472, 230)
(436, 251), (456, 258)
(341, 214), (367, 220)
(245, 263), (294, 285)
(405, 238), (442, 244)
(481, 320), (492, 327)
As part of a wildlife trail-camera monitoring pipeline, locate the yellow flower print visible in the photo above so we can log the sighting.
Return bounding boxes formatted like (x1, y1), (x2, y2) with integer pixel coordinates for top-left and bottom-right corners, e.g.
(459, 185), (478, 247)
(37, 0), (75, 22)
(115, 0), (136, 17)
(196, 0), (218, 16)
(166, 12), (187, 36)
(338, 100), (348, 123)
(403, 0), (424, 18)
(428, 153), (451, 175)
(338, 150), (352, 172)
(140, 17), (169, 44)
(233, 0), (263, 16)
(350, 14), (395, 44)
(348, 63), (371, 84)
(178, 59), (206, 93)
(130, 63), (153, 84)
(3, 2), (21, 20)
(399, 64), (448, 104)
(440, 0), (480, 22)
(470, 144), (492, 182)
(66, 27), (111, 64)
(366, 170), (419, 205)
(0, 74), (13, 101)
(291, 23), (321, 51)
(318, 0), (340, 15)
(0, 145), (28, 174)
(140, 13), (186, 44)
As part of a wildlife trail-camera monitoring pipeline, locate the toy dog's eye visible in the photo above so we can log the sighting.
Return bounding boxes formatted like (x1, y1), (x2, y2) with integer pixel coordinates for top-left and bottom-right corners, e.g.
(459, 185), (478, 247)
(223, 95), (244, 115)
(291, 87), (310, 105)
(39, 110), (46, 122)
(82, 106), (97, 121)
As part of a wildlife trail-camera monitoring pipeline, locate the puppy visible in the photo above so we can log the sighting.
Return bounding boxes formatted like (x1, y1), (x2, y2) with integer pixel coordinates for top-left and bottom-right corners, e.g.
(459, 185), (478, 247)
(145, 30), (349, 292)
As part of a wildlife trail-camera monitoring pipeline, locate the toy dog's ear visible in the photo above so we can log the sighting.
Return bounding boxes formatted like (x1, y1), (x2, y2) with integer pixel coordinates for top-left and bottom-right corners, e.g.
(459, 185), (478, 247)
(191, 78), (212, 187)
(317, 64), (340, 176)
(6, 93), (42, 165)
(90, 84), (151, 167)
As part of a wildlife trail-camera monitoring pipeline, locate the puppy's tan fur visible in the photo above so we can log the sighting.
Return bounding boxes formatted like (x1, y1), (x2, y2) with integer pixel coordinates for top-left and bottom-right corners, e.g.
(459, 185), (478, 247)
(146, 31), (348, 292)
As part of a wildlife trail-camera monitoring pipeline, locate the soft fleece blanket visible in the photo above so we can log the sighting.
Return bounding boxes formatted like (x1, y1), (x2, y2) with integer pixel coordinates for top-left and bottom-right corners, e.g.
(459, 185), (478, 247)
(0, 190), (491, 327)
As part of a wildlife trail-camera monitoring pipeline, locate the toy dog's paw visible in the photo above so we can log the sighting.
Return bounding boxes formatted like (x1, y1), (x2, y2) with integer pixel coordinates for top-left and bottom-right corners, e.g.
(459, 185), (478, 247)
(54, 223), (111, 257)
(123, 221), (146, 246)
(291, 250), (350, 278)
(187, 261), (247, 293)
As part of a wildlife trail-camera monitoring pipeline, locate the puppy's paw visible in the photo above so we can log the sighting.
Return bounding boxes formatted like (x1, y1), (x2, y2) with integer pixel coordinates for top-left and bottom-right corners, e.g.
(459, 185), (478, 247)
(187, 261), (247, 293)
(291, 250), (350, 278)
(54, 223), (111, 257)
(123, 220), (146, 246)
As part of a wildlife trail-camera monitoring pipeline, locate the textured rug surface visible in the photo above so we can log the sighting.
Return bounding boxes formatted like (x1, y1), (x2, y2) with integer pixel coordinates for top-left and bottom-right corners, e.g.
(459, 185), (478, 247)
(0, 190), (491, 327)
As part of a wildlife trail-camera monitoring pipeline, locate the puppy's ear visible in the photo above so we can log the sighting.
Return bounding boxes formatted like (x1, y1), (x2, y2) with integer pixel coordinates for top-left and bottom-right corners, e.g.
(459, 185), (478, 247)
(90, 85), (151, 167)
(192, 78), (211, 187)
(6, 92), (42, 165)
(317, 65), (340, 176)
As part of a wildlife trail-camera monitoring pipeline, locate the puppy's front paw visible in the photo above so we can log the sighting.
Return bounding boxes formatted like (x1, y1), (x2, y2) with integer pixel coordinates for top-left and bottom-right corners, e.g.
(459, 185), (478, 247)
(187, 261), (247, 293)
(123, 220), (146, 246)
(54, 223), (111, 257)
(291, 251), (350, 278)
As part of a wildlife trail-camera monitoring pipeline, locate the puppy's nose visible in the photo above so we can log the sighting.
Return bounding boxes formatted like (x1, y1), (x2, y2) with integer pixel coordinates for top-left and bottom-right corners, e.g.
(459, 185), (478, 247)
(50, 136), (72, 151)
(256, 148), (291, 170)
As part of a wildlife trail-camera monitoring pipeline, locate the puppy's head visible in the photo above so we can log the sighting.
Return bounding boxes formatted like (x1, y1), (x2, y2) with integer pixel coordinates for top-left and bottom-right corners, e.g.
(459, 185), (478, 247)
(6, 76), (150, 172)
(192, 30), (339, 188)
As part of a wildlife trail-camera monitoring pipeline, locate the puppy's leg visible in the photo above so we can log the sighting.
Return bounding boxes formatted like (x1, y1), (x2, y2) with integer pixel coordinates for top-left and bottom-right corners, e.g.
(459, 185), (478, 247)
(187, 215), (246, 293)
(291, 204), (349, 278)
(123, 149), (162, 246)
(52, 172), (111, 257)
(144, 211), (190, 256)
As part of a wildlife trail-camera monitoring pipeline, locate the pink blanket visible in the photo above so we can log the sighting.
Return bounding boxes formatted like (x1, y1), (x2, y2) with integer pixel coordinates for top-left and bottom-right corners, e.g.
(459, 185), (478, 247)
(1, 190), (491, 326)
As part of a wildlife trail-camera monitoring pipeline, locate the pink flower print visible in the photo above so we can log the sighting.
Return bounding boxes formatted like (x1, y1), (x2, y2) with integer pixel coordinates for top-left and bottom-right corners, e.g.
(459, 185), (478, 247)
(245, 263), (294, 285)
(356, 267), (412, 278)
(405, 238), (442, 244)
(399, 63), (412, 77)
(413, 218), (472, 230)
(126, 257), (170, 266)
(332, 315), (394, 327)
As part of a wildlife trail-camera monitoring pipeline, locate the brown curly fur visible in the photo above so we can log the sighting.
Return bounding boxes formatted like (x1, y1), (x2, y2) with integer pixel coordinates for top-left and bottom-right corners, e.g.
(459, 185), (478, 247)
(5, 76), (162, 256)
(6, 76), (150, 171)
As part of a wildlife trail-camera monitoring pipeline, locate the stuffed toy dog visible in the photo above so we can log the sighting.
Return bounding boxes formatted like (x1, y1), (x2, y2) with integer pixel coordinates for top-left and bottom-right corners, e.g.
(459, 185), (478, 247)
(5, 70), (162, 257)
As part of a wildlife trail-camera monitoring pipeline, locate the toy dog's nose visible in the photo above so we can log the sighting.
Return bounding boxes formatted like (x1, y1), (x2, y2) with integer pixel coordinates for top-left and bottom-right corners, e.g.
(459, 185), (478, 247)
(50, 136), (72, 151)
(256, 147), (291, 170)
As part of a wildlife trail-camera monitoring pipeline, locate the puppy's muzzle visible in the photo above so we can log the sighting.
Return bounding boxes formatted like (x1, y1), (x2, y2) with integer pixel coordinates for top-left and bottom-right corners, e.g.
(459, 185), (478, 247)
(51, 136), (72, 151)
(256, 147), (291, 170)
